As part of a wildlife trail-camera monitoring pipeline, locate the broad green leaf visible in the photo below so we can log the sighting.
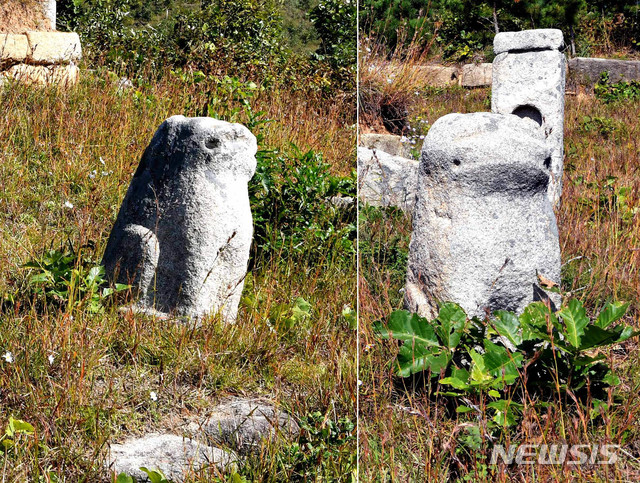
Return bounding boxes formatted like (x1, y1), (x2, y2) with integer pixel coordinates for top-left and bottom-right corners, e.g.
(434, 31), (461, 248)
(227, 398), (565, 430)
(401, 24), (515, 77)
(483, 340), (523, 385)
(558, 299), (589, 349)
(488, 399), (522, 427)
(139, 468), (168, 483)
(492, 310), (523, 347)
(488, 389), (501, 398)
(7, 417), (34, 437)
(520, 302), (557, 341)
(440, 376), (470, 390)
(29, 272), (50, 284)
(115, 473), (135, 483)
(469, 348), (492, 383)
(435, 302), (467, 349)
(374, 310), (439, 347)
(396, 344), (449, 377)
(580, 325), (628, 350)
(596, 301), (629, 328)
(456, 405), (473, 413)
(602, 370), (620, 386)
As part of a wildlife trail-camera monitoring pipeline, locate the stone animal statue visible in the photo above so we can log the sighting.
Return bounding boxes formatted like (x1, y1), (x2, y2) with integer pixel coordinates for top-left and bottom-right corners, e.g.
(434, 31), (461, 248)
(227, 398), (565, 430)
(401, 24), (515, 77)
(102, 115), (257, 322)
(404, 112), (561, 319)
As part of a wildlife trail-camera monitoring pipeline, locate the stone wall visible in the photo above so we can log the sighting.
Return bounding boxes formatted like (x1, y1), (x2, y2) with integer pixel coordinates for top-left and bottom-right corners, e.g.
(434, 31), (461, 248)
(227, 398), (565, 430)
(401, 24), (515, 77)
(399, 57), (640, 89)
(0, 1), (81, 87)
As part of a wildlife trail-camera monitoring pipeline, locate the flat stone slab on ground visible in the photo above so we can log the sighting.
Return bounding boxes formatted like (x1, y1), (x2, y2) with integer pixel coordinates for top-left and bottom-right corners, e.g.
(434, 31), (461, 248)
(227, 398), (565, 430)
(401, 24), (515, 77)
(190, 397), (299, 454)
(108, 433), (236, 482)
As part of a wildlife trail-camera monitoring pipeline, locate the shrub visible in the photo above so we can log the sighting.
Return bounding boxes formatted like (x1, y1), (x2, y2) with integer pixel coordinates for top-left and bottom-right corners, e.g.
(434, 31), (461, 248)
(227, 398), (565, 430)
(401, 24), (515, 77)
(250, 145), (356, 264)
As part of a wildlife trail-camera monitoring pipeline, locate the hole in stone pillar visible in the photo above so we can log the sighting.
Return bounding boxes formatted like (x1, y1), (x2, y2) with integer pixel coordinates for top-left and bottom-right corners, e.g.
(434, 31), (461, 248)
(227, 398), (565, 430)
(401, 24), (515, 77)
(544, 156), (552, 169)
(452, 159), (461, 166)
(205, 137), (221, 149)
(512, 105), (543, 126)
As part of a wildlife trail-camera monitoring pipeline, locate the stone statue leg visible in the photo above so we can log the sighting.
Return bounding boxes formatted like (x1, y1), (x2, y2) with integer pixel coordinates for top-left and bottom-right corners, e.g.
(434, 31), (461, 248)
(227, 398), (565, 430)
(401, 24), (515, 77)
(111, 224), (159, 303)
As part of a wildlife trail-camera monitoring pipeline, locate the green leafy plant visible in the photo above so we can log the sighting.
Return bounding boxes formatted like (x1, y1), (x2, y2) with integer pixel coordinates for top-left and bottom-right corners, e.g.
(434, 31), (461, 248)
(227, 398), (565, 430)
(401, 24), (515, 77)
(375, 299), (637, 404)
(595, 71), (640, 103)
(249, 145), (356, 264)
(0, 417), (35, 453)
(139, 467), (169, 483)
(280, 411), (356, 482)
(23, 244), (129, 313)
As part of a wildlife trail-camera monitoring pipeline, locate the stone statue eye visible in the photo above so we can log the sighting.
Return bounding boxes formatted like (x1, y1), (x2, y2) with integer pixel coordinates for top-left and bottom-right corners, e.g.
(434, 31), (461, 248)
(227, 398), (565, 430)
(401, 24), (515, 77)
(205, 137), (220, 149)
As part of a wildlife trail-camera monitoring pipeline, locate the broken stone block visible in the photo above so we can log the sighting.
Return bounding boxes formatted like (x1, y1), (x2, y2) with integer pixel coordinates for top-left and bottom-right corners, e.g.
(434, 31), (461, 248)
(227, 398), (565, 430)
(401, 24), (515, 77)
(360, 133), (414, 158)
(107, 433), (236, 482)
(26, 31), (82, 64)
(461, 63), (493, 87)
(358, 147), (419, 213)
(492, 29), (566, 206)
(102, 116), (257, 323)
(405, 112), (561, 319)
(413, 65), (459, 86)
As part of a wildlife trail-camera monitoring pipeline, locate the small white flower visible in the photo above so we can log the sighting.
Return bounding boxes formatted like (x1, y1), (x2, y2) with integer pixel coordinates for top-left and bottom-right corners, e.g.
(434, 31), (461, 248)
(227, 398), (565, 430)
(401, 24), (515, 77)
(419, 135), (425, 139)
(64, 201), (74, 209)
(400, 136), (408, 143)
(366, 46), (371, 53)
(386, 78), (393, 84)
(150, 391), (158, 401)
(357, 379), (363, 386)
(99, 157), (106, 166)
(48, 354), (55, 365)
(89, 170), (97, 179)
(3, 351), (13, 363)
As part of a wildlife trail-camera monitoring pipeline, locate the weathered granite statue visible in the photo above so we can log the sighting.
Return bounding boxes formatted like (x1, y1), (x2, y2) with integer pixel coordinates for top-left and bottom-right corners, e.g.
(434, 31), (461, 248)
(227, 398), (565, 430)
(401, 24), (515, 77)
(103, 115), (257, 322)
(404, 112), (561, 319)
(492, 29), (566, 206)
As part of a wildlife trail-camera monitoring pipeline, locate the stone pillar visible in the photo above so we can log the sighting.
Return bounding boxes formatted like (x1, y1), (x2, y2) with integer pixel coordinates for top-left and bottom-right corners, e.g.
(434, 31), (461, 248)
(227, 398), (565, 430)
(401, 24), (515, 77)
(43, 0), (56, 30)
(491, 29), (566, 207)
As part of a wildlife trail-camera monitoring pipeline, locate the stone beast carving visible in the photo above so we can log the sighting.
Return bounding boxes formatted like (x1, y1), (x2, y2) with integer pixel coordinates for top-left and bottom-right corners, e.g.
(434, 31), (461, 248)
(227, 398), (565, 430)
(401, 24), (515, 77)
(103, 115), (257, 322)
(404, 112), (561, 319)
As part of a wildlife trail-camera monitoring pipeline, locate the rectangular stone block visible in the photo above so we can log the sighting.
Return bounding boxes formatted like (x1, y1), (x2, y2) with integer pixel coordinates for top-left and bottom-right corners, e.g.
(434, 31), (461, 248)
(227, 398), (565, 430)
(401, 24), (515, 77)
(0, 34), (29, 63)
(26, 32), (82, 64)
(494, 29), (565, 55)
(568, 57), (640, 85)
(3, 63), (79, 87)
(461, 63), (492, 87)
(413, 65), (459, 86)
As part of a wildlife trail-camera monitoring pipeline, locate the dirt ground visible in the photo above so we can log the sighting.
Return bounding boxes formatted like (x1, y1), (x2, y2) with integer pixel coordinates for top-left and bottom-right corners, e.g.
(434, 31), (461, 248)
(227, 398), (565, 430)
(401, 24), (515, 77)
(0, 0), (53, 33)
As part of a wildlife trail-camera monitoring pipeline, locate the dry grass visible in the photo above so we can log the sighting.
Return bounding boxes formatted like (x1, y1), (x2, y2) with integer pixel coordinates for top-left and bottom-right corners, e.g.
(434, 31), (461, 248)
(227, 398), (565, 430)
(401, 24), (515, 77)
(0, 0), (53, 33)
(359, 74), (640, 480)
(0, 68), (356, 481)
